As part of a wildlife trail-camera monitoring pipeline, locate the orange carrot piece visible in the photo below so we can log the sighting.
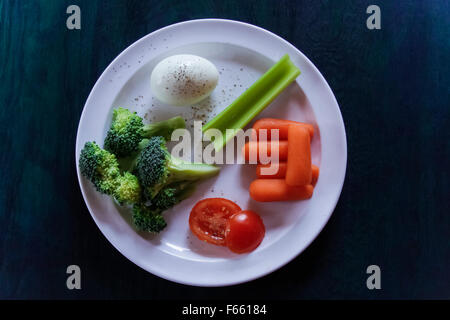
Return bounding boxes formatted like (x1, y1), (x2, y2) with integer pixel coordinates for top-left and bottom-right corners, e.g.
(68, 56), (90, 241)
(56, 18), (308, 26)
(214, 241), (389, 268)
(253, 118), (314, 140)
(256, 162), (288, 178)
(311, 165), (319, 186)
(257, 163), (319, 183)
(249, 179), (314, 202)
(242, 141), (288, 162)
(286, 125), (312, 186)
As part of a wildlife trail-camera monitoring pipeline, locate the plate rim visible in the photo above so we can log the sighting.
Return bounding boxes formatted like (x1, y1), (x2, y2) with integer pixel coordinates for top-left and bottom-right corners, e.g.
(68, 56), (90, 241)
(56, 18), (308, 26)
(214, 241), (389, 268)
(75, 18), (347, 287)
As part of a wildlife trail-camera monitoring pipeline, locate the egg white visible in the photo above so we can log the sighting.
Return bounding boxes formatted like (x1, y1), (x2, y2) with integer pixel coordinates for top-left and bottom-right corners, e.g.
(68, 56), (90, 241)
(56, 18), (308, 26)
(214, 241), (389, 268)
(150, 54), (219, 106)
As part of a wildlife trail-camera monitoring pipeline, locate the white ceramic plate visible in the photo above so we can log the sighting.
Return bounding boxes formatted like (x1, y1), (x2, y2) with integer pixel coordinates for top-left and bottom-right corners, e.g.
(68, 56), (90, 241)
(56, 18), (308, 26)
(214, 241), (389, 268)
(75, 19), (347, 287)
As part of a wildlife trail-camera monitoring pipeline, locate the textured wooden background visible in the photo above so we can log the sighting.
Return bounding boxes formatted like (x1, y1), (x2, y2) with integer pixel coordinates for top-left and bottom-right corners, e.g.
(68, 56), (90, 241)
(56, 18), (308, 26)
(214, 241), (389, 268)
(0, 0), (449, 299)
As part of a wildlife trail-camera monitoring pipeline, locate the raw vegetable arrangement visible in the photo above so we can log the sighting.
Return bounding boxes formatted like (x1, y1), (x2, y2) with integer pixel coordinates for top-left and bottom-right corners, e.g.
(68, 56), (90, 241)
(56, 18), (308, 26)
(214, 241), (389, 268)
(203, 54), (300, 151)
(189, 198), (265, 253)
(79, 107), (220, 232)
(244, 118), (319, 202)
(79, 53), (319, 254)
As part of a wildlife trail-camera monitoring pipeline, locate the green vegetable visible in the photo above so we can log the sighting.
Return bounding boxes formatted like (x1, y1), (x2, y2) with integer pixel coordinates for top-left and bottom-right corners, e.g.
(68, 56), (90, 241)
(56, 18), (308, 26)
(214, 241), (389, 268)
(132, 204), (167, 233)
(114, 172), (141, 205)
(79, 141), (141, 205)
(104, 108), (143, 157)
(135, 136), (220, 199)
(80, 108), (220, 234)
(104, 107), (185, 157)
(117, 138), (150, 173)
(79, 141), (121, 195)
(152, 181), (196, 211)
(202, 54), (300, 151)
(131, 182), (195, 233)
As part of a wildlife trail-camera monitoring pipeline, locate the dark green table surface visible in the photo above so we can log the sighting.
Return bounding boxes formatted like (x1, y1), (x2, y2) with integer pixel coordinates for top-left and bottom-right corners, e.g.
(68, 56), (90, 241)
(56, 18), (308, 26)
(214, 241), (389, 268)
(0, 0), (449, 299)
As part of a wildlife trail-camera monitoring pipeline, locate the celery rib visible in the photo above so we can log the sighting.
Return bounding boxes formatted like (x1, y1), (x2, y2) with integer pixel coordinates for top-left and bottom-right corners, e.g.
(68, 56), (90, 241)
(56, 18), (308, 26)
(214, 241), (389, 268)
(202, 54), (301, 151)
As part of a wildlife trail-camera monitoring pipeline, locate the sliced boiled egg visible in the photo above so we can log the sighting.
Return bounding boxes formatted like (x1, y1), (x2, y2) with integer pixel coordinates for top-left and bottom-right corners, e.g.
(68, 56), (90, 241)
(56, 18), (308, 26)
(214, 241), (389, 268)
(150, 54), (219, 106)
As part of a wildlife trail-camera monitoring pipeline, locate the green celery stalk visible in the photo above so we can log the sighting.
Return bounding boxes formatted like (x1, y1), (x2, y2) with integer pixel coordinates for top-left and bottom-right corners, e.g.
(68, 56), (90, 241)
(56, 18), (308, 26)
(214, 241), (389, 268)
(202, 54), (301, 151)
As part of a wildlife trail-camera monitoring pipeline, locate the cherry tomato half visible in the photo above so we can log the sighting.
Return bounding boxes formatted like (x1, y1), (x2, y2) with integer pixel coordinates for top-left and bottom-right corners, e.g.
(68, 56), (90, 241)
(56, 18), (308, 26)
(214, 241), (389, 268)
(189, 198), (242, 246)
(225, 210), (265, 254)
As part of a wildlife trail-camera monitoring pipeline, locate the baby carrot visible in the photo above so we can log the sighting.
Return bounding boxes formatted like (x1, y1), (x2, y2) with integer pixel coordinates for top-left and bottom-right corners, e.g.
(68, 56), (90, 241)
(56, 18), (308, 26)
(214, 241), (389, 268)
(311, 165), (319, 186)
(256, 162), (288, 178)
(253, 118), (314, 140)
(249, 179), (314, 202)
(286, 125), (312, 186)
(257, 163), (319, 184)
(242, 141), (288, 162)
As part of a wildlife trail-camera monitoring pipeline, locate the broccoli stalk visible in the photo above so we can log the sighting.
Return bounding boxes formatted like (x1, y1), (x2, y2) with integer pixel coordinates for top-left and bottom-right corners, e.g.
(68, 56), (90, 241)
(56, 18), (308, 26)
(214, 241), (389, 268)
(141, 116), (186, 141)
(104, 108), (185, 157)
(135, 136), (220, 199)
(79, 141), (141, 205)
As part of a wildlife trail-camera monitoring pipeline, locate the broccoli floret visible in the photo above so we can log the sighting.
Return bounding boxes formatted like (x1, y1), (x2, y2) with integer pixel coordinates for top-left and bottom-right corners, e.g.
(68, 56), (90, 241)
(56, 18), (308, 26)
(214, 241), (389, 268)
(104, 108), (143, 157)
(131, 181), (194, 232)
(152, 181), (196, 210)
(117, 138), (150, 173)
(114, 172), (141, 205)
(135, 136), (220, 199)
(104, 108), (185, 157)
(79, 141), (141, 205)
(79, 141), (121, 194)
(132, 204), (167, 233)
